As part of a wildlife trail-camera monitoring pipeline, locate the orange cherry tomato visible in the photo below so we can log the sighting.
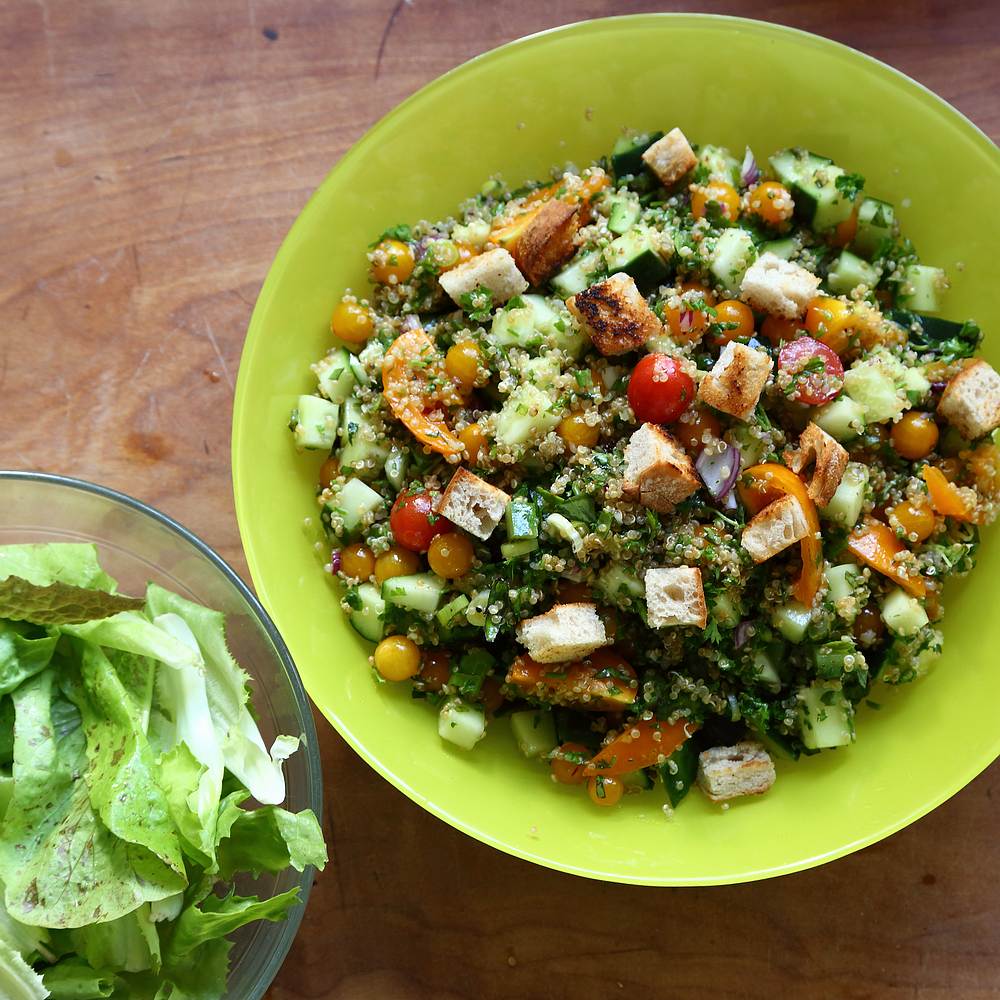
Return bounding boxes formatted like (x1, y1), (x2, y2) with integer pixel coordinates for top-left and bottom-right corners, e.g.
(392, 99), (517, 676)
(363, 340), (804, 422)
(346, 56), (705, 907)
(690, 180), (740, 222)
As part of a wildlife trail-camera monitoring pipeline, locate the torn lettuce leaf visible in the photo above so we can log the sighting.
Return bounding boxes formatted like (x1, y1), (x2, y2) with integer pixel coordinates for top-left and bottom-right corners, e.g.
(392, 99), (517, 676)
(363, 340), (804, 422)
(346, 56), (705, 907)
(0, 937), (48, 1000)
(217, 807), (328, 880)
(0, 544), (117, 592)
(0, 577), (144, 626)
(42, 957), (116, 998)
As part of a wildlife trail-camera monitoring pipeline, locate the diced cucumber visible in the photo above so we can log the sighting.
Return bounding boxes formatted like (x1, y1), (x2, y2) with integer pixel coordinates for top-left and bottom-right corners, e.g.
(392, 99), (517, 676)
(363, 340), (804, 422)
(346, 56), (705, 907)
(348, 353), (370, 385)
(490, 294), (560, 350)
(826, 250), (880, 294)
(292, 395), (339, 451)
(813, 395), (867, 442)
(880, 587), (929, 636)
(348, 583), (384, 642)
(505, 497), (540, 540)
(604, 227), (670, 292)
(381, 573), (445, 614)
(657, 740), (700, 808)
(620, 769), (655, 791)
(769, 148), (831, 187)
(821, 462), (869, 530)
(384, 447), (408, 491)
(465, 590), (490, 628)
(844, 365), (903, 424)
(711, 591), (740, 627)
(698, 143), (740, 186)
(315, 348), (356, 404)
(551, 251), (602, 298)
(597, 565), (645, 606)
(501, 538), (539, 561)
(452, 219), (491, 247)
(853, 198), (896, 259)
(898, 264), (948, 314)
(602, 190), (641, 235)
(772, 601), (812, 643)
(339, 398), (388, 479)
(824, 563), (861, 605)
(334, 478), (386, 537)
(523, 354), (560, 388)
(438, 699), (486, 750)
(776, 150), (857, 231)
(753, 647), (783, 693)
(709, 228), (756, 296)
(495, 383), (562, 448)
(798, 682), (854, 749)
(611, 130), (664, 178)
(436, 594), (470, 629)
(544, 513), (584, 553)
(510, 708), (557, 759)
(760, 237), (798, 261)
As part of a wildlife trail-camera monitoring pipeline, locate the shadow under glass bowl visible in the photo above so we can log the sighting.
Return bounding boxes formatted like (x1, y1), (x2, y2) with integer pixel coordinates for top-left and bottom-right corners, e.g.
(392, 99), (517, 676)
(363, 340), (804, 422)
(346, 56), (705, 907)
(0, 470), (323, 998)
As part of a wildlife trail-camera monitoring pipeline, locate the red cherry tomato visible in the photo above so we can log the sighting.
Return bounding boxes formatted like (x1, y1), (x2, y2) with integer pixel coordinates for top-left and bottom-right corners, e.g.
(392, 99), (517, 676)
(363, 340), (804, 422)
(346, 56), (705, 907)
(777, 336), (844, 406)
(627, 354), (695, 424)
(390, 490), (451, 552)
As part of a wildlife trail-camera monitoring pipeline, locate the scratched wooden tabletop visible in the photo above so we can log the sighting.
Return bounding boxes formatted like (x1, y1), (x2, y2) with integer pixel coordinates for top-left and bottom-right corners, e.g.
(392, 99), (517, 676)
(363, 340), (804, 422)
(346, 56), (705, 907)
(2, 1), (999, 997)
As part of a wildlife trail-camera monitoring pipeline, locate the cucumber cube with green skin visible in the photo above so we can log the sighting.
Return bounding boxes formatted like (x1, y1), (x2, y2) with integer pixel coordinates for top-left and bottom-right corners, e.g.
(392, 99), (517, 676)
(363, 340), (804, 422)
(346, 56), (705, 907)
(495, 383), (563, 447)
(510, 709), (557, 759)
(339, 398), (389, 479)
(602, 191), (641, 235)
(384, 448), (408, 491)
(438, 699), (486, 750)
(437, 594), (470, 629)
(501, 538), (539, 561)
(880, 587), (929, 636)
(349, 583), (384, 643)
(772, 601), (812, 643)
(697, 144), (740, 186)
(753, 648), (783, 693)
(550, 251), (603, 298)
(813, 395), (867, 442)
(824, 563), (862, 607)
(604, 228), (670, 293)
(825, 250), (880, 294)
(505, 497), (540, 540)
(820, 462), (869, 530)
(611, 131), (664, 178)
(759, 237), (798, 261)
(381, 573), (445, 614)
(852, 198), (896, 259)
(709, 228), (757, 296)
(711, 591), (740, 627)
(898, 264), (948, 313)
(292, 395), (339, 451)
(843, 364), (903, 423)
(333, 477), (386, 538)
(798, 682), (855, 749)
(315, 347), (356, 404)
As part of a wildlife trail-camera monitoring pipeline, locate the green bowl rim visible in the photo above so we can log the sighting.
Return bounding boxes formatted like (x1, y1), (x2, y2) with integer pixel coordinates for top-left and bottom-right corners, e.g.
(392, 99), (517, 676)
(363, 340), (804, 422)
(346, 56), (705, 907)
(233, 13), (1000, 886)
(0, 469), (323, 983)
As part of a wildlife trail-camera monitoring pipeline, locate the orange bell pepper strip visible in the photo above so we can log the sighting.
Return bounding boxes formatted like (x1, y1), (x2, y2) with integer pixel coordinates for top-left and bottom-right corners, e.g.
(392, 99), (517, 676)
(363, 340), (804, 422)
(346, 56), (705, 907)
(584, 718), (695, 778)
(505, 651), (637, 712)
(847, 517), (927, 598)
(737, 463), (823, 606)
(382, 329), (464, 459)
(922, 465), (976, 522)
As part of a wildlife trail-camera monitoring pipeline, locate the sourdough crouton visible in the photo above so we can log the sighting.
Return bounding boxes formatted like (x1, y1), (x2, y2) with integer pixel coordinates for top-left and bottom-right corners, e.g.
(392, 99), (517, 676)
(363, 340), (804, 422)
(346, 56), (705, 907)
(435, 468), (510, 540)
(937, 359), (1000, 441)
(741, 494), (810, 563)
(784, 421), (849, 507)
(515, 603), (609, 663)
(567, 273), (662, 356)
(623, 423), (701, 513)
(641, 127), (697, 187)
(644, 567), (707, 628)
(739, 252), (821, 319)
(513, 200), (580, 286)
(438, 247), (528, 307)
(697, 341), (773, 421)
(697, 742), (776, 803)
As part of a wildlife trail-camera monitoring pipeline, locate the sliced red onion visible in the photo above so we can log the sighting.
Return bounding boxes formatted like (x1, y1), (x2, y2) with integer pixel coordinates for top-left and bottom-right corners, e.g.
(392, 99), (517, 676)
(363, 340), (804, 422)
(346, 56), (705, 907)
(734, 620), (754, 649)
(696, 442), (741, 500)
(330, 549), (342, 573)
(678, 308), (694, 334)
(722, 489), (738, 511)
(740, 147), (760, 188)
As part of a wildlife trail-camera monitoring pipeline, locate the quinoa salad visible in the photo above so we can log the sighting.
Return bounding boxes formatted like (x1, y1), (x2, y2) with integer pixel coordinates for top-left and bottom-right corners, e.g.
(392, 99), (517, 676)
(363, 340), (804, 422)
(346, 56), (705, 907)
(289, 127), (999, 811)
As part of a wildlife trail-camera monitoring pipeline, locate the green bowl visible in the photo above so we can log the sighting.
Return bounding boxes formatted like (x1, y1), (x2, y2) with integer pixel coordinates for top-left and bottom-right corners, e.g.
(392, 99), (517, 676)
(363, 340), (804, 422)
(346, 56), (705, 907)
(233, 15), (1000, 885)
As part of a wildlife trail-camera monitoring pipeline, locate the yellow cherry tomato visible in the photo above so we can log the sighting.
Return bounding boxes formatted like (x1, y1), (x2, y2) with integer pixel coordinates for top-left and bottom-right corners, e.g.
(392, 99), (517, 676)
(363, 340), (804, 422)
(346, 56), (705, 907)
(711, 299), (755, 344)
(665, 282), (716, 342)
(558, 413), (600, 448)
(374, 546), (420, 585)
(891, 412), (940, 460)
(889, 498), (936, 543)
(427, 532), (475, 579)
(459, 423), (487, 464)
(340, 543), (374, 580)
(690, 180), (740, 222)
(371, 239), (415, 284)
(804, 296), (858, 355)
(747, 181), (794, 226)
(760, 314), (801, 347)
(331, 300), (374, 346)
(318, 456), (339, 490)
(675, 406), (723, 455)
(374, 635), (422, 681)
(444, 340), (484, 390)
(587, 773), (624, 807)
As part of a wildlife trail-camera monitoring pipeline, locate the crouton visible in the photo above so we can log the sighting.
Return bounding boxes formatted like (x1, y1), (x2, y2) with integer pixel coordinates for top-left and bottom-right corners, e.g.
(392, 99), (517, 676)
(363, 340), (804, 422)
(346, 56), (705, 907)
(644, 567), (707, 628)
(515, 603), (609, 663)
(622, 423), (701, 513)
(739, 252), (822, 319)
(697, 742), (776, 803)
(438, 247), (528, 307)
(784, 421), (849, 507)
(435, 468), (510, 540)
(937, 359), (1000, 441)
(567, 273), (662, 356)
(512, 200), (580, 286)
(741, 494), (810, 563)
(697, 341), (773, 421)
(640, 127), (697, 187)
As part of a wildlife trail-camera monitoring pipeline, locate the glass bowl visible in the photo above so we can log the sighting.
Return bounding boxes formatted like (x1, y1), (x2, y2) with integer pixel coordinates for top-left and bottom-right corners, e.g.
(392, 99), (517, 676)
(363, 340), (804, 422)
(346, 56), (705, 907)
(0, 470), (323, 997)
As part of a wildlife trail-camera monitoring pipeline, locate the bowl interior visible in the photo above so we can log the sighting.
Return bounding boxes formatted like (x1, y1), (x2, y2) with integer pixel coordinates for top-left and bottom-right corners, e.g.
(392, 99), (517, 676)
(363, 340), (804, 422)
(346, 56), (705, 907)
(0, 472), (322, 993)
(233, 15), (1000, 885)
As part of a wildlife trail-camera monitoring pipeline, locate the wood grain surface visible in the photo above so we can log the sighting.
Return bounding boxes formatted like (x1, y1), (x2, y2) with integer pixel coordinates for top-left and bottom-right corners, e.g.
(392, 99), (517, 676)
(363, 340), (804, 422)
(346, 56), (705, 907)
(2, 2), (999, 997)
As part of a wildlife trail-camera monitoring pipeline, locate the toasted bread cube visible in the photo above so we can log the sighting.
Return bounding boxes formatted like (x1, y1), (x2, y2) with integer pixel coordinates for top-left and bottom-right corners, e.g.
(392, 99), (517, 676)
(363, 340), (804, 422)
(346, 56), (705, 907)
(937, 359), (1000, 441)
(741, 494), (810, 563)
(513, 200), (580, 286)
(698, 341), (773, 421)
(739, 252), (821, 319)
(515, 602), (609, 663)
(697, 742), (776, 803)
(435, 468), (510, 540)
(439, 247), (528, 307)
(567, 273), (662, 356)
(644, 566), (707, 629)
(784, 422), (849, 507)
(623, 423), (701, 513)
(641, 127), (697, 187)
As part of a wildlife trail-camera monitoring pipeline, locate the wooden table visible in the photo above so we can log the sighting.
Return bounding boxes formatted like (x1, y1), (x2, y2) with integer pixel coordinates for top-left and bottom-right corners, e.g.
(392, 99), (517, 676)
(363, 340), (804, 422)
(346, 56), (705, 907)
(3, 2), (998, 997)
